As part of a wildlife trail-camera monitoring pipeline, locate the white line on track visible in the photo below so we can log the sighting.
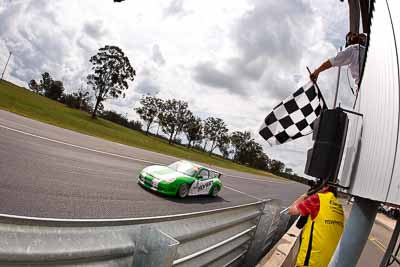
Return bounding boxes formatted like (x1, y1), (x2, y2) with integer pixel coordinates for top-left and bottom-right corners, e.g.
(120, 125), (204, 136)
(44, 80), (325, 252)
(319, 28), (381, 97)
(223, 185), (262, 201)
(0, 124), (161, 165)
(0, 123), (286, 199)
(1, 123), (265, 201)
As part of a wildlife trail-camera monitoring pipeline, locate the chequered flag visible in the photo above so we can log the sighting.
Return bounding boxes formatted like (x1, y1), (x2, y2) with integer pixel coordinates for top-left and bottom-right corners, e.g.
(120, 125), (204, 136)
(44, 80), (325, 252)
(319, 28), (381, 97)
(259, 81), (327, 146)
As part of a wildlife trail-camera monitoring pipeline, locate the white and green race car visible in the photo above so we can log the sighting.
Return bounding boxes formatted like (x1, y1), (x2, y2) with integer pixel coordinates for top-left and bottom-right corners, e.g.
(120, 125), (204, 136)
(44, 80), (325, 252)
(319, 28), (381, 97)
(138, 160), (223, 198)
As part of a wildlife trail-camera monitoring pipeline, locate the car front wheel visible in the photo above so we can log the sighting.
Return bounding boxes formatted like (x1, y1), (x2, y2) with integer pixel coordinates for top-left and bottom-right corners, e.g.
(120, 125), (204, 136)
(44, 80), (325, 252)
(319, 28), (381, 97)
(177, 183), (189, 198)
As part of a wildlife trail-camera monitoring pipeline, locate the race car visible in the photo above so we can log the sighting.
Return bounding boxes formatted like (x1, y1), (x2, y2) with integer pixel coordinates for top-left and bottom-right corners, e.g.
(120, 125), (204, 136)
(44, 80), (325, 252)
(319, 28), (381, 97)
(138, 160), (223, 198)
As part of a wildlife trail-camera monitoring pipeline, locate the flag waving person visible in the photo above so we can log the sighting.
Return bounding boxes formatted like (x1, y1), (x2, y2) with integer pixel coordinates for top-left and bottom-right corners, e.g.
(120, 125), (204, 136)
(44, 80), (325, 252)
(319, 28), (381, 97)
(310, 32), (367, 93)
(258, 36), (347, 266)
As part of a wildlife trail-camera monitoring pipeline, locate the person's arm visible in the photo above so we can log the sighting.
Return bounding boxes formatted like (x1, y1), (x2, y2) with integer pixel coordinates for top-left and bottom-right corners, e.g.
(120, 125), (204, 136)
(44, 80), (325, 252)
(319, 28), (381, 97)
(310, 60), (333, 82)
(288, 193), (308, 215)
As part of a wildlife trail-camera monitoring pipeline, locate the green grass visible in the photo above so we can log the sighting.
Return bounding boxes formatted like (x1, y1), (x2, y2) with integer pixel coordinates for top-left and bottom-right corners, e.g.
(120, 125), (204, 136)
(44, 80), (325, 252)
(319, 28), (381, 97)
(0, 79), (283, 179)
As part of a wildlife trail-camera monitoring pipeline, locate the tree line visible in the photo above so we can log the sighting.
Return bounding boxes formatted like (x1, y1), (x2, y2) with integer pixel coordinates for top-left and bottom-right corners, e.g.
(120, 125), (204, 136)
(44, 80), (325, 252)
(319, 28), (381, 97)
(134, 95), (298, 175)
(27, 45), (296, 177)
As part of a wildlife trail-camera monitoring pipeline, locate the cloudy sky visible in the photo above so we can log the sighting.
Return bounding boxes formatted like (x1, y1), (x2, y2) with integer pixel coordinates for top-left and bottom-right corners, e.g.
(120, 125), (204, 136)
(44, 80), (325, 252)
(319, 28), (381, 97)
(0, 0), (353, 175)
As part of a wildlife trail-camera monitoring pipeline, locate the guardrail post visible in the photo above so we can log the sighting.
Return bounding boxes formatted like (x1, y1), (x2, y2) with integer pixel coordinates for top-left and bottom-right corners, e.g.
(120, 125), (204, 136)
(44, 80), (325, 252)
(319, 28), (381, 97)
(133, 225), (179, 267)
(242, 200), (281, 267)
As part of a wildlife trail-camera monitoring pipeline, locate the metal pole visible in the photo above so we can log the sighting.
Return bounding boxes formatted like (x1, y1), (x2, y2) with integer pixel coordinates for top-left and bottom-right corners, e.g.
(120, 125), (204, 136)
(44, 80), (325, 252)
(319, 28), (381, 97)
(379, 216), (400, 267)
(1, 52), (12, 81)
(306, 66), (328, 108)
(333, 47), (342, 108)
(329, 196), (379, 267)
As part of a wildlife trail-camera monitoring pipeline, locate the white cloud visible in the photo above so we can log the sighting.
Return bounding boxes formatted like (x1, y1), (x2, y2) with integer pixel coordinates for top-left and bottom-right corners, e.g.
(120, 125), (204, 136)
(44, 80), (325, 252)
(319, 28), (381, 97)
(0, 0), (349, 174)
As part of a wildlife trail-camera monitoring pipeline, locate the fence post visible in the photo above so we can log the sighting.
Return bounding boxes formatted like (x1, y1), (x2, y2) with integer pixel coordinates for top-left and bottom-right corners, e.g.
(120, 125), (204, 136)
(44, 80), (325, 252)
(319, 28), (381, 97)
(133, 225), (179, 267)
(242, 200), (281, 267)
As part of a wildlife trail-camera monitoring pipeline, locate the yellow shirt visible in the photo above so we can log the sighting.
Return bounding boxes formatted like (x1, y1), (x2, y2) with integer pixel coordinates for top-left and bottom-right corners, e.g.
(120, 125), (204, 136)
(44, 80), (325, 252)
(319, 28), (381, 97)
(296, 192), (344, 267)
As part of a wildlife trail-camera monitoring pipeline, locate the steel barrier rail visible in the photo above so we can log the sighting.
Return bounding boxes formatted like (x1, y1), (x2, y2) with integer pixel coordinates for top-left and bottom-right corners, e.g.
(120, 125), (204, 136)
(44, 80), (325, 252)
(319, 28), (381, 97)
(0, 200), (267, 226)
(142, 200), (270, 267)
(0, 199), (292, 267)
(243, 199), (288, 266)
(172, 226), (256, 265)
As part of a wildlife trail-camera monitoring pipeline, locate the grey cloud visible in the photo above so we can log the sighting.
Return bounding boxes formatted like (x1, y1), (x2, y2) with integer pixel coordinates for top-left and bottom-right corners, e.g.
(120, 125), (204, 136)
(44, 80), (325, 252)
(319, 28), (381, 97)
(228, 56), (267, 81)
(0, 2), (23, 34)
(0, 1), (92, 92)
(163, 0), (189, 18)
(233, 0), (313, 63)
(135, 79), (161, 96)
(152, 44), (165, 66)
(77, 20), (109, 54)
(259, 68), (300, 100)
(83, 20), (107, 39)
(139, 66), (151, 76)
(192, 0), (315, 98)
(193, 62), (244, 95)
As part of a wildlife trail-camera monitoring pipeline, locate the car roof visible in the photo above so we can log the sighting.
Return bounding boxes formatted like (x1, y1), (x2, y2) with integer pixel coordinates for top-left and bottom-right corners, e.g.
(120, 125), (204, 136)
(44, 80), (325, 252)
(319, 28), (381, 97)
(179, 160), (222, 175)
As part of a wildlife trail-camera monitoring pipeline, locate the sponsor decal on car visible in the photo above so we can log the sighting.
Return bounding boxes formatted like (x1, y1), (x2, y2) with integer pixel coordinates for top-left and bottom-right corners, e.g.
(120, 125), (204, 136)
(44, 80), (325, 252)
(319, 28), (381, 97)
(152, 178), (160, 188)
(189, 179), (215, 195)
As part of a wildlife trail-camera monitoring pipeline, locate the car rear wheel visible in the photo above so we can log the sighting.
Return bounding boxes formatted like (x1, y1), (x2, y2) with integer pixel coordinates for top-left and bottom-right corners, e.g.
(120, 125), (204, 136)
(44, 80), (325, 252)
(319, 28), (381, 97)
(177, 183), (189, 198)
(210, 185), (220, 197)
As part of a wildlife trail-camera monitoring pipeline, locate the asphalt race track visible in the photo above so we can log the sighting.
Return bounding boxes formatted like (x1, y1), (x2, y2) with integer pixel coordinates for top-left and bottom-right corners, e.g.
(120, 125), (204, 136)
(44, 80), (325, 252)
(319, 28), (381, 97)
(0, 110), (307, 219)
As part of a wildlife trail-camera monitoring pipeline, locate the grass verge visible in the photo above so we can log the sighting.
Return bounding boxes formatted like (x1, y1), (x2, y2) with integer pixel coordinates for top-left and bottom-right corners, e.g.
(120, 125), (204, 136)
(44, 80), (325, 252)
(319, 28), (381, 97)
(0, 80), (283, 180)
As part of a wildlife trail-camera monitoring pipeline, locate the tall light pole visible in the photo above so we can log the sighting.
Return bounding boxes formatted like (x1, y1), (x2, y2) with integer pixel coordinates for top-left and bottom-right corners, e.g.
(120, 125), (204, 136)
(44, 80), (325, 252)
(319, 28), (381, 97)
(1, 51), (12, 81)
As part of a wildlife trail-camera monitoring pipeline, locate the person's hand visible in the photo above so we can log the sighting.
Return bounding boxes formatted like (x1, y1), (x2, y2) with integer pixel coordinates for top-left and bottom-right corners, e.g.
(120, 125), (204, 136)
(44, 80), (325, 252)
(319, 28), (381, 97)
(300, 193), (309, 200)
(310, 71), (319, 83)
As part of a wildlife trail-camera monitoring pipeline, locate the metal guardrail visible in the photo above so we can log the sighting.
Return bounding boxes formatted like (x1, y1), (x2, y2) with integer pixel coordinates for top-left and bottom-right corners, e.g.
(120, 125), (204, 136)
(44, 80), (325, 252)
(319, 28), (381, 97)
(0, 200), (292, 267)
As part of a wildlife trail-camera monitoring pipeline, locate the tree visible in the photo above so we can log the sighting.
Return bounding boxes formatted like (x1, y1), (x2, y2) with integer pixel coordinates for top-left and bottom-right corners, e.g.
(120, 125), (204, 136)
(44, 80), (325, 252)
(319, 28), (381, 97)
(203, 117), (228, 156)
(44, 80), (64, 101)
(158, 99), (189, 144)
(230, 131), (251, 161)
(74, 87), (92, 110)
(39, 72), (53, 94)
(183, 114), (203, 149)
(252, 152), (270, 170)
(37, 72), (64, 101)
(230, 131), (271, 169)
(127, 120), (143, 131)
(269, 160), (285, 174)
(101, 110), (129, 126)
(174, 102), (192, 142)
(236, 139), (263, 165)
(60, 87), (91, 109)
(135, 96), (163, 135)
(284, 168), (293, 175)
(158, 99), (178, 144)
(28, 80), (41, 94)
(87, 45), (135, 119)
(61, 93), (80, 109)
(216, 132), (231, 158)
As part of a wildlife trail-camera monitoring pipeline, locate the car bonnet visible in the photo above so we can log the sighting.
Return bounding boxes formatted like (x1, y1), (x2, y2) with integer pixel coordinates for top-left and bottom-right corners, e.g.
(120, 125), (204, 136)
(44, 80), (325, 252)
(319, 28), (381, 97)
(143, 165), (190, 181)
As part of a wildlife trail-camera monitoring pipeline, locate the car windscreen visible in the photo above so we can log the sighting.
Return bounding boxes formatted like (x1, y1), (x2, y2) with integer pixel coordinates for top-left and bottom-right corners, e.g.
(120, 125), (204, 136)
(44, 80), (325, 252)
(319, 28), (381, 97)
(168, 161), (198, 177)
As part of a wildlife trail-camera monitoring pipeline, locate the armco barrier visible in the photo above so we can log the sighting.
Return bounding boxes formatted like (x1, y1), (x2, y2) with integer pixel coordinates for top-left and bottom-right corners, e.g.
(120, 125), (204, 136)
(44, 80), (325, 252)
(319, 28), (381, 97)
(0, 199), (291, 267)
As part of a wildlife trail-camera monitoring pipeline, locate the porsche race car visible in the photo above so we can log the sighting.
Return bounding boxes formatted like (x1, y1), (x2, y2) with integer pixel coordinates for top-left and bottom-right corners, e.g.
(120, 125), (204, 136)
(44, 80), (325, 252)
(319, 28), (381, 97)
(138, 160), (223, 198)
